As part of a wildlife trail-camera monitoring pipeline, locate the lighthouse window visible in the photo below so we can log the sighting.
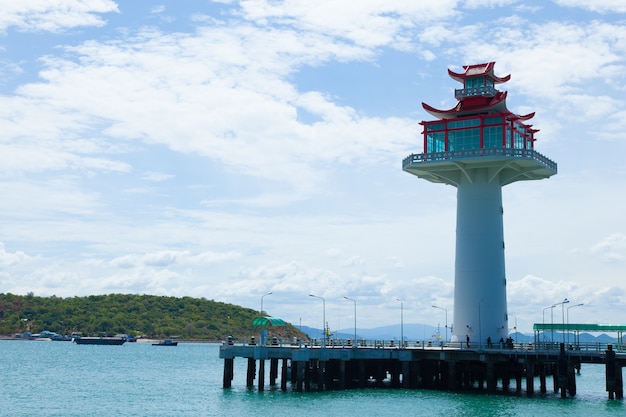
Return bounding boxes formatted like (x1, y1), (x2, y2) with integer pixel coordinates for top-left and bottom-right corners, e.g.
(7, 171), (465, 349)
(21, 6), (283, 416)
(514, 131), (525, 149)
(426, 122), (445, 132)
(484, 116), (502, 125)
(465, 77), (484, 88)
(448, 118), (480, 129)
(427, 132), (445, 153)
(448, 128), (480, 151)
(484, 126), (502, 148)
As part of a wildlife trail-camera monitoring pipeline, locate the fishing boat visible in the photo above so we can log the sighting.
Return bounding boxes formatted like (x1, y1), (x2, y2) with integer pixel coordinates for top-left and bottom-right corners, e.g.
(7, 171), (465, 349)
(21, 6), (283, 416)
(74, 336), (126, 345)
(152, 339), (178, 346)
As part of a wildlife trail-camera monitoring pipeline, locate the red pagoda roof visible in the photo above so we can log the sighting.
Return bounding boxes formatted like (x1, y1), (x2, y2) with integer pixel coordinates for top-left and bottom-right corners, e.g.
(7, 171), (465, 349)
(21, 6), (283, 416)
(448, 62), (511, 84)
(422, 62), (533, 121)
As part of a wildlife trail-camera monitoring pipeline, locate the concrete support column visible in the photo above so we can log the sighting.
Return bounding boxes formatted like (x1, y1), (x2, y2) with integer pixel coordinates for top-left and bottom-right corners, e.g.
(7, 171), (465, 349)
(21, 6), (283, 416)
(447, 361), (457, 390)
(296, 361), (305, 392)
(270, 358), (279, 385)
(516, 366), (523, 393)
(403, 361), (411, 388)
(281, 359), (288, 391)
(246, 358), (256, 388)
(359, 360), (366, 388)
(391, 361), (401, 388)
(486, 362), (496, 392)
(317, 361), (325, 391)
(606, 345), (623, 399)
(525, 360), (535, 396)
(305, 361), (311, 391)
(258, 359), (265, 391)
(223, 358), (234, 388)
(339, 361), (346, 390)
(502, 365), (510, 392)
(567, 362), (577, 397)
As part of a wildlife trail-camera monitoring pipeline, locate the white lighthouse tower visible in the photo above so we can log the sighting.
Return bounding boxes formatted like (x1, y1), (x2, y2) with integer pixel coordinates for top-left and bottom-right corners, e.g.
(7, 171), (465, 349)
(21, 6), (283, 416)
(403, 63), (557, 345)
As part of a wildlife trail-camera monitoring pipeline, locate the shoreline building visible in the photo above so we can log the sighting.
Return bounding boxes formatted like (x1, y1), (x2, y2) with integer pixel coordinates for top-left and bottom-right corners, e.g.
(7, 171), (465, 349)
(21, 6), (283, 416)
(403, 63), (557, 344)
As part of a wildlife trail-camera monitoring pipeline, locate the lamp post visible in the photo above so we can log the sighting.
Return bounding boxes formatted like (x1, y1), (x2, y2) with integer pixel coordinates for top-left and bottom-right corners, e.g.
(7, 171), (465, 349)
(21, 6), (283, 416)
(396, 298), (404, 347)
(555, 298), (569, 345)
(567, 302), (583, 346)
(343, 296), (357, 345)
(309, 294), (326, 346)
(432, 305), (448, 343)
(478, 299), (484, 349)
(260, 291), (272, 316)
(542, 305), (555, 346)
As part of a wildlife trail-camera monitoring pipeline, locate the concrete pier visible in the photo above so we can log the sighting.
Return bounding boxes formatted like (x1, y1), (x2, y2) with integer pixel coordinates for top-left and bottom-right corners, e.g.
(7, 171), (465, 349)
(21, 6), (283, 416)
(221, 341), (625, 399)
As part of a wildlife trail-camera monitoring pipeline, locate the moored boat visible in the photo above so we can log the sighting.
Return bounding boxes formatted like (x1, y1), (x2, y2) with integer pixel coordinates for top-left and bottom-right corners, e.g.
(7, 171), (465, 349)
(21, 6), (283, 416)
(74, 336), (126, 345)
(152, 339), (178, 346)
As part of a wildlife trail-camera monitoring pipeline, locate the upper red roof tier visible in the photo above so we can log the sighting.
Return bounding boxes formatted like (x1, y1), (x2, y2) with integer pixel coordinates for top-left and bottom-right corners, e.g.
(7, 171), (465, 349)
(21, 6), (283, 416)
(447, 62), (511, 84)
(422, 62), (533, 121)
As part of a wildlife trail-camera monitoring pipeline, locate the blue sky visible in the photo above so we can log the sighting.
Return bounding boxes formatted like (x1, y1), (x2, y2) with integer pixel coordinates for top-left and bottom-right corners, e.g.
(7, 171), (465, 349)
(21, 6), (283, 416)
(1, 0), (626, 333)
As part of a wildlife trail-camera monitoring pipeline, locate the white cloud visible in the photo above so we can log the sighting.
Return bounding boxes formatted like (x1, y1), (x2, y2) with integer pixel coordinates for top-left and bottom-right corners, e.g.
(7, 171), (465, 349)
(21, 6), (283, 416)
(0, 0), (119, 33)
(0, 242), (33, 266)
(237, 0), (459, 48)
(553, 0), (626, 13)
(142, 171), (174, 182)
(590, 233), (626, 263)
(110, 249), (241, 268)
(462, 0), (518, 8)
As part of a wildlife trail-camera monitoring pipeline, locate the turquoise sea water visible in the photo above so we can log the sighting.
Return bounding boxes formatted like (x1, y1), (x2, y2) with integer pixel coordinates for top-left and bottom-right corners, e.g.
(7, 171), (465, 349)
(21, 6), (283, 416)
(1, 340), (624, 416)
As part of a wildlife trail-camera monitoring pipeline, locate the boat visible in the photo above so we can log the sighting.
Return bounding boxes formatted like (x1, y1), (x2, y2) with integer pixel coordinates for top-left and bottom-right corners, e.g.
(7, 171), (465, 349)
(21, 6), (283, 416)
(74, 336), (126, 345)
(152, 339), (178, 346)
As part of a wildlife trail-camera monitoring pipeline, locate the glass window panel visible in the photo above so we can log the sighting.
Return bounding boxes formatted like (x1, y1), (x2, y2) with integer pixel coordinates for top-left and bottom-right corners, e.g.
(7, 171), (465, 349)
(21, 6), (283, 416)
(484, 116), (502, 125)
(426, 122), (445, 131)
(449, 118), (480, 129)
(484, 126), (502, 148)
(449, 128), (480, 151)
(427, 132), (445, 153)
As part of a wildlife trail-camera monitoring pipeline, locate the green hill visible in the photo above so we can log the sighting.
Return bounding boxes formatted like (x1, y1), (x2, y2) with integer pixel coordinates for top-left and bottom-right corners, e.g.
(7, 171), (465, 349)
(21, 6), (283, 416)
(0, 293), (305, 341)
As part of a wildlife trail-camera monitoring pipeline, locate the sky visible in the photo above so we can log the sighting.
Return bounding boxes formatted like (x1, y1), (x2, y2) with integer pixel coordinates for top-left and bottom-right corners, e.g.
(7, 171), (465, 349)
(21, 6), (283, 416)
(1, 0), (626, 335)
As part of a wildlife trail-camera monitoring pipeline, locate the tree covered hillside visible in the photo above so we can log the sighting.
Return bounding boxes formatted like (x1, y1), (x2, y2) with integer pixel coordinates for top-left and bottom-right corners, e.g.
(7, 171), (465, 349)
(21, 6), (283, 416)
(0, 293), (305, 341)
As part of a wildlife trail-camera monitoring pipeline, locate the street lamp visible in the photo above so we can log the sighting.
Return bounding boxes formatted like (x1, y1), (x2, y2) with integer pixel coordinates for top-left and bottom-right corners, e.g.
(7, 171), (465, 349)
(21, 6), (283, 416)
(432, 305), (448, 343)
(555, 298), (569, 345)
(343, 296), (357, 345)
(309, 294), (326, 346)
(567, 303), (584, 346)
(542, 305), (555, 345)
(478, 299), (484, 349)
(396, 298), (404, 347)
(260, 291), (273, 316)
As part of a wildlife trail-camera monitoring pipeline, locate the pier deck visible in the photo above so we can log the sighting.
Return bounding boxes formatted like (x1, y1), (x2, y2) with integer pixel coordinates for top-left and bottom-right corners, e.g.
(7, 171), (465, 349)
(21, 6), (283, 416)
(220, 340), (625, 398)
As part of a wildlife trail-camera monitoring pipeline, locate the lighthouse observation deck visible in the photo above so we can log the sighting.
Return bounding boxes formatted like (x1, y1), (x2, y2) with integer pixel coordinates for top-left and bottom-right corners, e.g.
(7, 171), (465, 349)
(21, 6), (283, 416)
(403, 147), (557, 187)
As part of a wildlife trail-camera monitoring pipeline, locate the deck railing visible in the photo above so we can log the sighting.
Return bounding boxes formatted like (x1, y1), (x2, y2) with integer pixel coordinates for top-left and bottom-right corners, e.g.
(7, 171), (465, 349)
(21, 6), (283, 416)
(455, 86), (497, 99)
(402, 148), (557, 172)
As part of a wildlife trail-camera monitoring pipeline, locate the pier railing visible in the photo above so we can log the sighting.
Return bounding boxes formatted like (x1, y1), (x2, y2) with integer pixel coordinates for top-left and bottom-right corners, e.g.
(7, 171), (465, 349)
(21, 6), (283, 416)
(228, 336), (625, 354)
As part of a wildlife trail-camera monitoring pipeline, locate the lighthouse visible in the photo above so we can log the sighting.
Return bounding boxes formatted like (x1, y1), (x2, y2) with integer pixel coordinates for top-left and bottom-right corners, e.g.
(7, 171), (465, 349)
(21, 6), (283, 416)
(403, 63), (557, 345)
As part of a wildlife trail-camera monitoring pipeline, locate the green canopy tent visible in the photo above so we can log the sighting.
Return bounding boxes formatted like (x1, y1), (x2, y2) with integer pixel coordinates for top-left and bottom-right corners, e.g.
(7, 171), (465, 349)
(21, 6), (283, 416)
(252, 317), (286, 344)
(252, 317), (286, 326)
